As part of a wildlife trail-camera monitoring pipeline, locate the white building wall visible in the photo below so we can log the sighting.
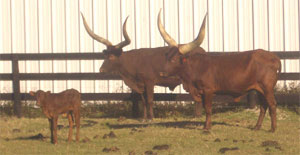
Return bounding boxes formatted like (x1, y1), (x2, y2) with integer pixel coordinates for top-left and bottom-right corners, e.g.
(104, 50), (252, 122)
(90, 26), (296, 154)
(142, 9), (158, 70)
(0, 0), (299, 93)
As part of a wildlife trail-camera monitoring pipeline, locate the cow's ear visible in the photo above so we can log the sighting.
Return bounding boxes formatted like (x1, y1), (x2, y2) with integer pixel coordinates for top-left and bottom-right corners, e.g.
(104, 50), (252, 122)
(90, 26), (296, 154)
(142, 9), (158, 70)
(29, 91), (36, 96)
(181, 57), (187, 63)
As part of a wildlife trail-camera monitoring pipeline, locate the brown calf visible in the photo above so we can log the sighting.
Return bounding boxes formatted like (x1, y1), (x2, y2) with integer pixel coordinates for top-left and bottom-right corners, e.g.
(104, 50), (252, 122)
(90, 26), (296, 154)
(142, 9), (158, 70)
(30, 89), (81, 144)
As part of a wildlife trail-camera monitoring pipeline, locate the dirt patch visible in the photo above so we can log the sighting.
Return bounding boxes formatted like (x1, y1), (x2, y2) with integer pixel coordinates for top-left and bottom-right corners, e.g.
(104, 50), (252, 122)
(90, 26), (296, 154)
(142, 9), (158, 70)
(117, 116), (126, 122)
(233, 139), (238, 143)
(261, 140), (283, 151)
(93, 135), (99, 139)
(153, 144), (170, 150)
(128, 150), (136, 155)
(214, 138), (221, 142)
(219, 147), (239, 154)
(102, 146), (120, 153)
(12, 129), (21, 133)
(144, 150), (157, 155)
(130, 128), (144, 134)
(81, 137), (91, 143)
(57, 125), (64, 130)
(103, 131), (117, 139)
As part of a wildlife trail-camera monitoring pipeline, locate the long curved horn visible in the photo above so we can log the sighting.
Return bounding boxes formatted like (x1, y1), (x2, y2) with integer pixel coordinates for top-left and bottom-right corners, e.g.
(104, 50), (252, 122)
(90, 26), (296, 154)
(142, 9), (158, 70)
(115, 16), (131, 49)
(157, 9), (178, 47)
(81, 12), (113, 47)
(178, 13), (207, 54)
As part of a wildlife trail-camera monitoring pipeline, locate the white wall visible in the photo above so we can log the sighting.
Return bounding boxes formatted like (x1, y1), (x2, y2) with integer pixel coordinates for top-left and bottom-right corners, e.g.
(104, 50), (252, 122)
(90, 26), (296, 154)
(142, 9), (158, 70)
(0, 0), (299, 93)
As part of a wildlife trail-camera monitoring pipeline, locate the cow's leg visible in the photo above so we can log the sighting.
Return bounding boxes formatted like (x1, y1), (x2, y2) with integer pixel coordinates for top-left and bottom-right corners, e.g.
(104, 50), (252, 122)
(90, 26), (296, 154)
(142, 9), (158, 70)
(254, 93), (268, 130)
(194, 102), (202, 117)
(190, 89), (202, 118)
(182, 81), (202, 117)
(140, 93), (147, 120)
(145, 85), (155, 120)
(74, 108), (80, 142)
(48, 118), (54, 143)
(52, 116), (58, 144)
(203, 93), (213, 130)
(264, 90), (277, 132)
(67, 112), (73, 142)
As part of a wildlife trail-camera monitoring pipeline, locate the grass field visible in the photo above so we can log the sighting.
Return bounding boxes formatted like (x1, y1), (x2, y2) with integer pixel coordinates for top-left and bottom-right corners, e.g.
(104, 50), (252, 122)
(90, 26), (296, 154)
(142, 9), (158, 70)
(0, 107), (299, 155)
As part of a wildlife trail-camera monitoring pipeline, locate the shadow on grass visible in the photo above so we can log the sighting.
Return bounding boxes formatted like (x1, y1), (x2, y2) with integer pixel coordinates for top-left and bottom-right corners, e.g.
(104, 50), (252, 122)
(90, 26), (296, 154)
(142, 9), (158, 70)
(11, 133), (48, 141)
(107, 120), (238, 130)
(56, 119), (98, 129)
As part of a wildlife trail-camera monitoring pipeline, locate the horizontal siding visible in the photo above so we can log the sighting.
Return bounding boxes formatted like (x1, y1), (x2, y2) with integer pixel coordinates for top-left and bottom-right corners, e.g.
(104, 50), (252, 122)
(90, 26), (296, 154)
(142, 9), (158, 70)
(0, 0), (299, 93)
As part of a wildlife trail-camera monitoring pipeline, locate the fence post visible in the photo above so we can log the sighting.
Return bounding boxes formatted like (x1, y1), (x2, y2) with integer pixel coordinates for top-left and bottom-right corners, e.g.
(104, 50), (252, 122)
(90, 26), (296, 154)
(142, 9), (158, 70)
(12, 57), (22, 117)
(130, 91), (140, 118)
(247, 90), (256, 109)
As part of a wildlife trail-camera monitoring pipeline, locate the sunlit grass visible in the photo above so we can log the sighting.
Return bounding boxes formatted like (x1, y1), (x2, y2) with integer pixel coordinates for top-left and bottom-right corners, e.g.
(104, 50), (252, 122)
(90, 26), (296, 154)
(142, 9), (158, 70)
(0, 107), (299, 154)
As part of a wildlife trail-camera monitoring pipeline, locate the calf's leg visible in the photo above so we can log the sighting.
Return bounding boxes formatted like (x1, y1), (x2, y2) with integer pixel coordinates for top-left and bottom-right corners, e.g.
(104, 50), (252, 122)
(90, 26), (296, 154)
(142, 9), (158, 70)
(74, 109), (80, 142)
(67, 112), (73, 142)
(52, 116), (58, 144)
(48, 118), (54, 143)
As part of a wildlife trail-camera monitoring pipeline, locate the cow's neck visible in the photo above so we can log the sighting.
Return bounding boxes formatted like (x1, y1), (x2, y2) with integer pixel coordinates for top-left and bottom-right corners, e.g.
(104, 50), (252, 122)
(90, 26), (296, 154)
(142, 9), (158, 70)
(116, 58), (136, 82)
(115, 55), (144, 93)
(178, 62), (192, 83)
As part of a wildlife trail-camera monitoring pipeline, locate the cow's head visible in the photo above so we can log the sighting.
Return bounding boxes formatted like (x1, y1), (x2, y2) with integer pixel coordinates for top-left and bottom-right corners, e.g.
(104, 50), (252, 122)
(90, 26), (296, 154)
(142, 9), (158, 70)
(29, 90), (51, 106)
(81, 13), (131, 73)
(157, 10), (207, 76)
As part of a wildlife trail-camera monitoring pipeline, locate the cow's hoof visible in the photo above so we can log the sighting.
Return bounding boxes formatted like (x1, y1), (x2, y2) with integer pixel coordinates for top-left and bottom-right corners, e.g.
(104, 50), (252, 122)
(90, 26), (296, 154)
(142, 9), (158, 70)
(147, 119), (153, 123)
(139, 119), (147, 123)
(252, 125), (261, 131)
(202, 130), (210, 135)
(268, 129), (276, 133)
(203, 127), (211, 131)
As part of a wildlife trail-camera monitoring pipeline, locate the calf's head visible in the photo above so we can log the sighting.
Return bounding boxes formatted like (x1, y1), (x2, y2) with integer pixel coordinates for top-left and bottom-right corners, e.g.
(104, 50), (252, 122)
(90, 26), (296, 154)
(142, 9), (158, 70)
(157, 10), (207, 76)
(81, 13), (131, 73)
(29, 90), (51, 106)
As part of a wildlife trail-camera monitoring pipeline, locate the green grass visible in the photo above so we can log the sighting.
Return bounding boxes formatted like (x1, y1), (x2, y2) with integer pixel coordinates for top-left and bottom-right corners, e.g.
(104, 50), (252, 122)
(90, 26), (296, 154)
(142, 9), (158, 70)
(0, 107), (299, 155)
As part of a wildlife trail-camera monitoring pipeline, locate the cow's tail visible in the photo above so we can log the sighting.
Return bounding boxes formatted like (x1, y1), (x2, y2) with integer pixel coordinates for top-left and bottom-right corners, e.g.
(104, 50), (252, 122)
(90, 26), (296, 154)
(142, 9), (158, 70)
(277, 59), (282, 74)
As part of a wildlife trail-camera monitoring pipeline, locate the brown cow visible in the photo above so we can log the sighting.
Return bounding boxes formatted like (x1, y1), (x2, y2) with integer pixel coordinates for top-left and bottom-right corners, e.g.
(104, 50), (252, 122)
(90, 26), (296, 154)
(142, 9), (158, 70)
(81, 13), (204, 120)
(157, 10), (281, 132)
(30, 89), (81, 144)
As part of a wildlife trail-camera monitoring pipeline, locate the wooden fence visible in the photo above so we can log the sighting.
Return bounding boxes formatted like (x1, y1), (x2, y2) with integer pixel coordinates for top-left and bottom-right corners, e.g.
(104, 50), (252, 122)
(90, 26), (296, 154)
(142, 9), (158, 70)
(0, 51), (299, 117)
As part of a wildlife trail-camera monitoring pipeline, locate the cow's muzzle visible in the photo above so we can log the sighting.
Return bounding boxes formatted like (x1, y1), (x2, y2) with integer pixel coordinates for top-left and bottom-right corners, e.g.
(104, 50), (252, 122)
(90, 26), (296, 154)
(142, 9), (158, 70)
(99, 68), (106, 73)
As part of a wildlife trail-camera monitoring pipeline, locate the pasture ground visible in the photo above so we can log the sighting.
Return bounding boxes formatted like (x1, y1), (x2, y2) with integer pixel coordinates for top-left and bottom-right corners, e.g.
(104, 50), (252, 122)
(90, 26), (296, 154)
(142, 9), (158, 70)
(0, 106), (299, 155)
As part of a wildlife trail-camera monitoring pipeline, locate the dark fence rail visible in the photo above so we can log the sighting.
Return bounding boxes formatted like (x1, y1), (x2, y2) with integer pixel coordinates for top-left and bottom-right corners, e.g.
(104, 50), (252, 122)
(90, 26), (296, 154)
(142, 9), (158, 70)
(0, 51), (299, 117)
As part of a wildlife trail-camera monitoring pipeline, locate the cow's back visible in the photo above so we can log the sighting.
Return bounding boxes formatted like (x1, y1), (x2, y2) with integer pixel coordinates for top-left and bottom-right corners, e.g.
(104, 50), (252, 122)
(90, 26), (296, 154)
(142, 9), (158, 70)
(48, 89), (81, 113)
(188, 50), (280, 95)
(121, 46), (205, 89)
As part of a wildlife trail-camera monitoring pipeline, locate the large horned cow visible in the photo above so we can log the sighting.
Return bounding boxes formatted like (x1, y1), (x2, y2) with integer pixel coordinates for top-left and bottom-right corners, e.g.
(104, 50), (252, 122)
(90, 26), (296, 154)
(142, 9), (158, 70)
(81, 13), (205, 120)
(157, 10), (281, 132)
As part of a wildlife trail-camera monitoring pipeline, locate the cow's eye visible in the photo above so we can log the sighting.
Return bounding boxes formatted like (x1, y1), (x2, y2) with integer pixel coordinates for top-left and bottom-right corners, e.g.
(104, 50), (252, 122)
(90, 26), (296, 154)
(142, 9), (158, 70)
(109, 55), (115, 60)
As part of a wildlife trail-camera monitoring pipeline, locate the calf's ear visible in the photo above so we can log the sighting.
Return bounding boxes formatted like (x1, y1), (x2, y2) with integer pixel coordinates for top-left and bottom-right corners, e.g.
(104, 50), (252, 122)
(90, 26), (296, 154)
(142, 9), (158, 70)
(29, 91), (36, 96)
(46, 91), (51, 94)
